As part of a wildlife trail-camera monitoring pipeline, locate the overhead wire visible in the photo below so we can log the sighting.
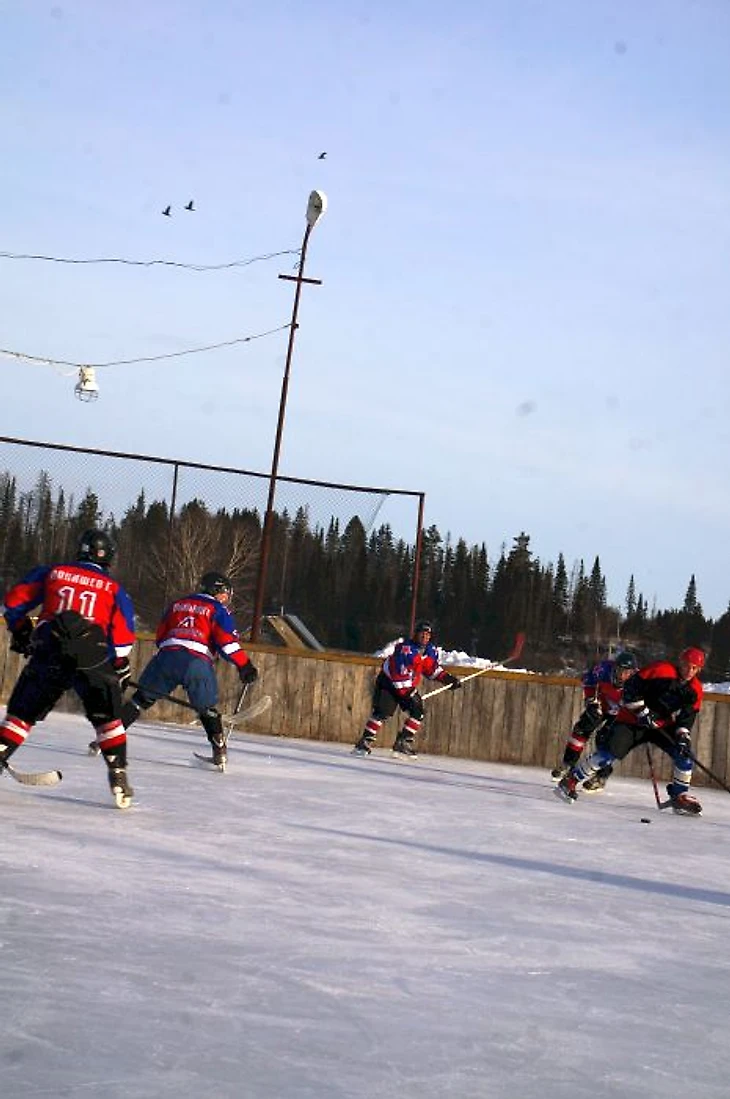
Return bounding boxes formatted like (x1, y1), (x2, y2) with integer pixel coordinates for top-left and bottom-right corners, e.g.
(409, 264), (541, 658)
(0, 242), (302, 390)
(0, 322), (292, 371)
(0, 248), (301, 272)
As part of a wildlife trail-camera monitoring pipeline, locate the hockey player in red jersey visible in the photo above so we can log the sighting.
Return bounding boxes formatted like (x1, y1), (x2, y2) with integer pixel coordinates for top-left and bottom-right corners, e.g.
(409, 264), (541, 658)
(555, 647), (705, 814)
(551, 651), (638, 791)
(353, 620), (461, 758)
(1, 529), (136, 808)
(108, 571), (257, 770)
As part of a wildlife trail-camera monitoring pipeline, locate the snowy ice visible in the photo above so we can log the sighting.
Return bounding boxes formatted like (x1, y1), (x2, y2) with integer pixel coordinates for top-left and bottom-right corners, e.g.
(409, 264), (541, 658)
(2, 711), (730, 1098)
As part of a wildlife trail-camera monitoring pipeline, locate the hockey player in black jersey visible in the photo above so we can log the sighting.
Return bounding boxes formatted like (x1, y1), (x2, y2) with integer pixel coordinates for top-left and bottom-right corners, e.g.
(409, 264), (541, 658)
(555, 647), (705, 814)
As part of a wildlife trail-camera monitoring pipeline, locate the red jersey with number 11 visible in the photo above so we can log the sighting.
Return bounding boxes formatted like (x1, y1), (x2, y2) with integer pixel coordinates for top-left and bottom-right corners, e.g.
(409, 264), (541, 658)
(2, 560), (136, 658)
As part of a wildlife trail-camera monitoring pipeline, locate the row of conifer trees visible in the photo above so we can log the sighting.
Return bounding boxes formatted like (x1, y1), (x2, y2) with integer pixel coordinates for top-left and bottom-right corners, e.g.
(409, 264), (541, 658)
(0, 471), (724, 677)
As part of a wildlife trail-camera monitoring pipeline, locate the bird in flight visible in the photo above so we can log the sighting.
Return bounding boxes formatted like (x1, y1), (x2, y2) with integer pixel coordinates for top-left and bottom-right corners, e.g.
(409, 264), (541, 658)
(162, 205), (172, 216)
(184, 200), (195, 211)
(317, 151), (327, 159)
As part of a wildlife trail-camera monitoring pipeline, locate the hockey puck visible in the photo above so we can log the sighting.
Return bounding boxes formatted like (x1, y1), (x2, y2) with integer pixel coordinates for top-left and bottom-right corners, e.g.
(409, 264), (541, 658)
(640, 818), (651, 824)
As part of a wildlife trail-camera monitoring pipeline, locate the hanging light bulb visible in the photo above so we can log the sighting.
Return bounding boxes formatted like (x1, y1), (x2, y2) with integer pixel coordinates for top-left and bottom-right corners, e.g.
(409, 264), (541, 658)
(74, 366), (99, 402)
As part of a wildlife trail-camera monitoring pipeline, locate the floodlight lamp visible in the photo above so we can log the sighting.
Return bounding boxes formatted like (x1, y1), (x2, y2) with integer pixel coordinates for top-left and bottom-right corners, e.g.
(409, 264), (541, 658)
(306, 190), (327, 228)
(74, 366), (99, 402)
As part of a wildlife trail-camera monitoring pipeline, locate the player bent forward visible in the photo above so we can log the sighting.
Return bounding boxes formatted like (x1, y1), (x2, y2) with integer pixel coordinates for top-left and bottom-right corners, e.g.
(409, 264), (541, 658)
(551, 651), (638, 792)
(555, 647), (705, 815)
(92, 571), (258, 770)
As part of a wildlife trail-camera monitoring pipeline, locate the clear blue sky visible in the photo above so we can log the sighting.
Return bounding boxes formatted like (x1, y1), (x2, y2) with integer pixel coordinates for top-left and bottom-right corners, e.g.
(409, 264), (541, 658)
(3, 1), (730, 616)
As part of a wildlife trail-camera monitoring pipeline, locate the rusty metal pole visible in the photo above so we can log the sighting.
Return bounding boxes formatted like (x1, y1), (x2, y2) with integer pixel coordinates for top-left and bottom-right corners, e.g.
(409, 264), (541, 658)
(250, 193), (326, 641)
(408, 493), (426, 636)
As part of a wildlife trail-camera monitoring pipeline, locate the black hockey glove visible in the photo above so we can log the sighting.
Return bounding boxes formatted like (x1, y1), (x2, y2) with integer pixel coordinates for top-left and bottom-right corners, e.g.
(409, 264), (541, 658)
(9, 618), (34, 656)
(442, 673), (461, 691)
(112, 657), (132, 692)
(238, 661), (259, 686)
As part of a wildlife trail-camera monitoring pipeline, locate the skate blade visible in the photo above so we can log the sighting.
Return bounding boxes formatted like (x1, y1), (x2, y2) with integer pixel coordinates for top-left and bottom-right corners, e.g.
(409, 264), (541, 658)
(193, 752), (227, 772)
(659, 797), (702, 815)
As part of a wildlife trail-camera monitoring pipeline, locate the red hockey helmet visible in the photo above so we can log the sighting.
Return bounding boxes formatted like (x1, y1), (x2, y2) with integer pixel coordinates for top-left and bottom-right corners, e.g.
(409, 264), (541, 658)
(679, 646), (705, 670)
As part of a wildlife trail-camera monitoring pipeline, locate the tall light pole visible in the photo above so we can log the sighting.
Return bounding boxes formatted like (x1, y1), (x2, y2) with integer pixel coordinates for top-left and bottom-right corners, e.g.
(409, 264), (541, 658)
(250, 191), (327, 641)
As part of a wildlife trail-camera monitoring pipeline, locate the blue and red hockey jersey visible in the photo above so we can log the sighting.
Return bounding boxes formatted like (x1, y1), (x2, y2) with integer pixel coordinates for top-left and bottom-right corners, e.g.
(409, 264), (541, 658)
(155, 592), (252, 671)
(2, 560), (135, 659)
(381, 638), (450, 697)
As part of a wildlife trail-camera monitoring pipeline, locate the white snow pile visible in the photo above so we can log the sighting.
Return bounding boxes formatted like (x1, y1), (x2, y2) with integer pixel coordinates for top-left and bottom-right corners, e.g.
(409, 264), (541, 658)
(374, 639), (531, 674)
(374, 640), (730, 689)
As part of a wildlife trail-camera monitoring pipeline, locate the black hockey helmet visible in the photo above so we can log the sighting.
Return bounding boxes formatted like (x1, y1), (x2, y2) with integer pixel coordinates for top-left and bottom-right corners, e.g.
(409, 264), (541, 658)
(612, 651), (638, 684)
(77, 529), (116, 570)
(412, 621), (434, 650)
(198, 571), (233, 599)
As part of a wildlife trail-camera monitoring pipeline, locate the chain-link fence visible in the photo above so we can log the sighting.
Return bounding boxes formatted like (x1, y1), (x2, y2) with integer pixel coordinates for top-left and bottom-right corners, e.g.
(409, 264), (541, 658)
(0, 435), (425, 651)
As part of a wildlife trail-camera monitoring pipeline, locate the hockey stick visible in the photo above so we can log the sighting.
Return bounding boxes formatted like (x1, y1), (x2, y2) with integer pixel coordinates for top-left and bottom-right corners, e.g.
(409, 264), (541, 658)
(128, 680), (204, 714)
(186, 694), (272, 730)
(128, 680), (271, 723)
(2, 761), (63, 787)
(650, 727), (730, 797)
(643, 730), (730, 812)
(685, 752), (730, 796)
(422, 631), (526, 702)
(225, 684), (249, 739)
(645, 744), (662, 808)
(225, 693), (272, 726)
(193, 686), (257, 771)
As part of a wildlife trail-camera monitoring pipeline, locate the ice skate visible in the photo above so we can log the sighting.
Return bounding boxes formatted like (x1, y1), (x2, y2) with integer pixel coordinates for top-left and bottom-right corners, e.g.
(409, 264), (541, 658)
(554, 773), (579, 802)
(664, 783), (702, 816)
(108, 767), (134, 810)
(210, 736), (227, 771)
(392, 733), (418, 759)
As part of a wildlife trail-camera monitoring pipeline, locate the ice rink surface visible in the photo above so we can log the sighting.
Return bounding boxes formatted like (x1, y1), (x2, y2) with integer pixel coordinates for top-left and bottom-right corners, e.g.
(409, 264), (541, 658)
(2, 712), (729, 1098)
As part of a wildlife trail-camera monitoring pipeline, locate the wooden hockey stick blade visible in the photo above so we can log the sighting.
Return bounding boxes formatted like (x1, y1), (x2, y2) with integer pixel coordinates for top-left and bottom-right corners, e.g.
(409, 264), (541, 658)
(504, 630), (526, 664)
(226, 694), (272, 726)
(4, 762), (63, 786)
(423, 632), (527, 701)
(188, 695), (272, 735)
